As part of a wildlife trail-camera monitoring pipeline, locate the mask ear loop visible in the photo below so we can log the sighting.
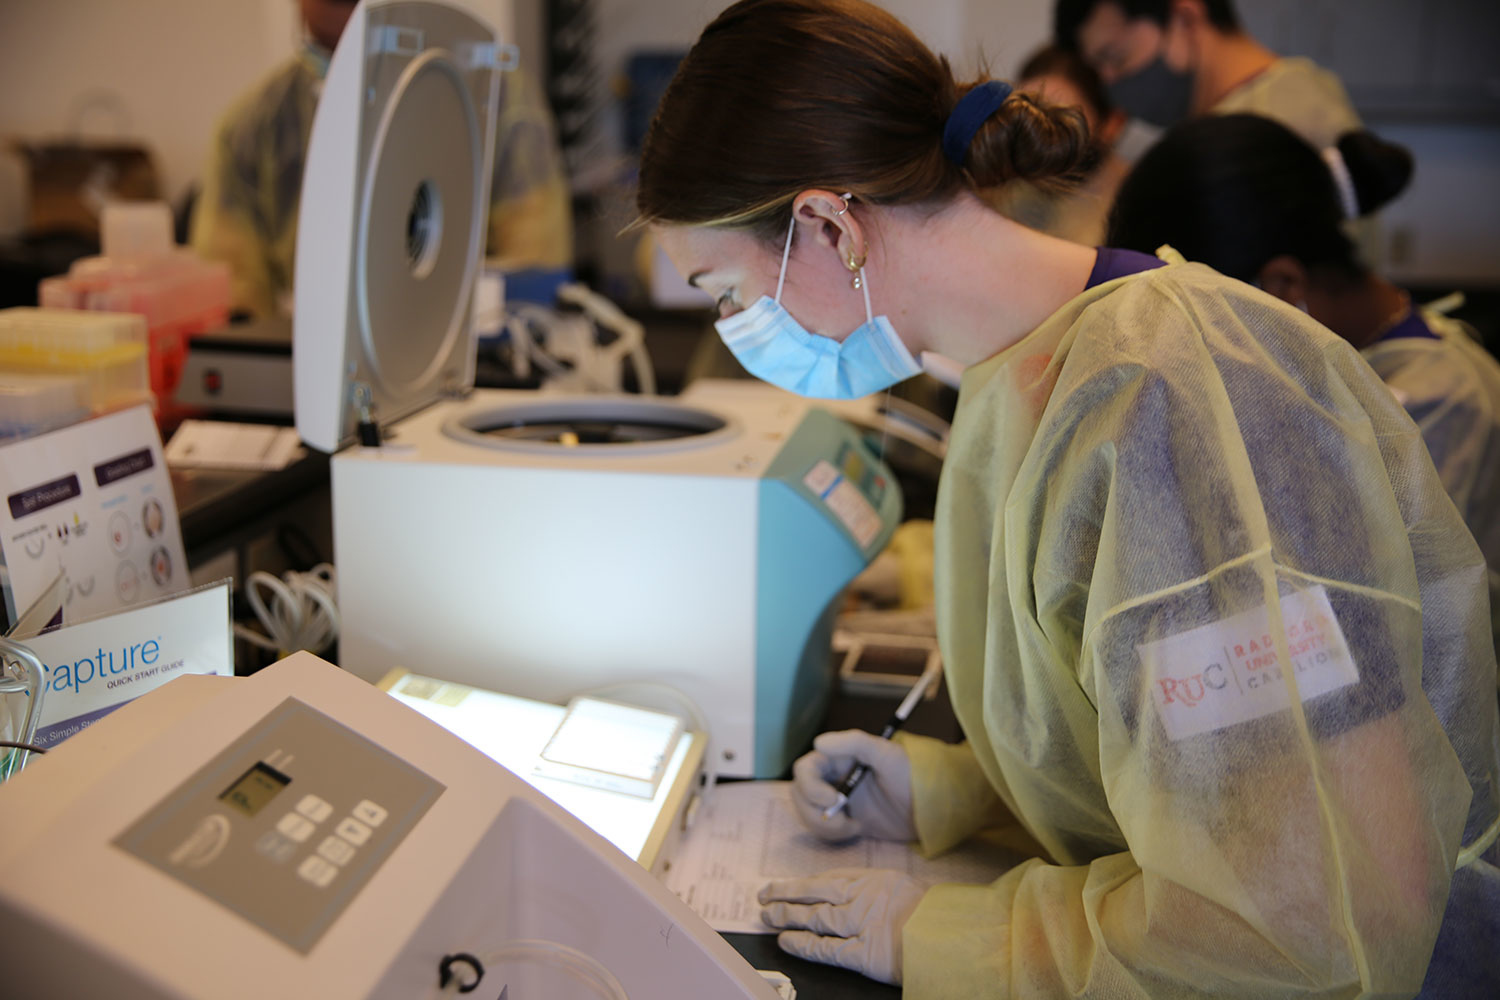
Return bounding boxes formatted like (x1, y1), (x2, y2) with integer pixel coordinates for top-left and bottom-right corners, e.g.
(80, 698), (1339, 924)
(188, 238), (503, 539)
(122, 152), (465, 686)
(837, 194), (873, 319)
(774, 212), (796, 303)
(838, 193), (889, 458)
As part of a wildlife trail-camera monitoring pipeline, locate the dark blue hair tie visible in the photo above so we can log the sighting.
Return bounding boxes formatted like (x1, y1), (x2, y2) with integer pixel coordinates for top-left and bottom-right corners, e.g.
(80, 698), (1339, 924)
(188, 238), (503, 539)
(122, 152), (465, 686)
(942, 80), (1013, 167)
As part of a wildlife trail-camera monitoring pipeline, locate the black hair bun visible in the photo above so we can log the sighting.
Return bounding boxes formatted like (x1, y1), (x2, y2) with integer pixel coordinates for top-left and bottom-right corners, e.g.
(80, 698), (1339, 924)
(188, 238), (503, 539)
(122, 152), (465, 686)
(1336, 130), (1414, 216)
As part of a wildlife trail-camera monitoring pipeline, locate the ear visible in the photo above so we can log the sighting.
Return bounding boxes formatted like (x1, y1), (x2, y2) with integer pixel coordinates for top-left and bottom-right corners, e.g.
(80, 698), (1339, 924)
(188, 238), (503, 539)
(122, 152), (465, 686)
(1168, 0), (1207, 33)
(1098, 109), (1128, 149)
(1255, 255), (1309, 306)
(1158, 0), (1205, 75)
(791, 189), (865, 266)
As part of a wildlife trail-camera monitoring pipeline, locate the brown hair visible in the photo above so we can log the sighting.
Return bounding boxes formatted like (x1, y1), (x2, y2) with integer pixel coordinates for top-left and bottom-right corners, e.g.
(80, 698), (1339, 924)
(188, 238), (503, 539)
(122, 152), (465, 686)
(636, 0), (1091, 242)
(1019, 44), (1115, 122)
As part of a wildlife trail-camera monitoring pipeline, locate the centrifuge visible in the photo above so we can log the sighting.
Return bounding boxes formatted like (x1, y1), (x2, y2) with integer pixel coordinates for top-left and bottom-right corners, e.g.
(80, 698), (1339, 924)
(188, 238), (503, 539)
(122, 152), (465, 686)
(293, 0), (901, 778)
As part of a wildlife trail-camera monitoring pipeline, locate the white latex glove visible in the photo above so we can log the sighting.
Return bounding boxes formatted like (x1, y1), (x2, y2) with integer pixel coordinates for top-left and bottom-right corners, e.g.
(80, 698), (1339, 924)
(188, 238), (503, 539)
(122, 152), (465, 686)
(790, 729), (916, 843)
(759, 868), (926, 985)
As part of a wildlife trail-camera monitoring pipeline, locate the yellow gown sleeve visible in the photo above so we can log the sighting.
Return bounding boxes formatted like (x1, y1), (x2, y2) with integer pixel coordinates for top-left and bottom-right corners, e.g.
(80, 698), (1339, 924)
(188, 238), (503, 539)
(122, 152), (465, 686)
(189, 59), (313, 319)
(190, 114), (280, 319)
(898, 733), (1012, 856)
(1369, 315), (1500, 685)
(484, 68), (573, 270)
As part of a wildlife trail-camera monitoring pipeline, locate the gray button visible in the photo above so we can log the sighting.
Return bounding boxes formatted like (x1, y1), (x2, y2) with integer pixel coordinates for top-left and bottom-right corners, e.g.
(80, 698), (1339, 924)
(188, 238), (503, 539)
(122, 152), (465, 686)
(317, 835), (355, 867)
(352, 799), (388, 827)
(336, 816), (371, 846)
(296, 794), (334, 824)
(297, 855), (337, 888)
(255, 831), (296, 864)
(277, 812), (316, 843)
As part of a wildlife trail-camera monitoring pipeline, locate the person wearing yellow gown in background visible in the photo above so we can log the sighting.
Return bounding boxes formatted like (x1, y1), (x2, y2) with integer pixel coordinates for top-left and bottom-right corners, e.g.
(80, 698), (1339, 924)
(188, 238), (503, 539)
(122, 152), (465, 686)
(191, 0), (572, 318)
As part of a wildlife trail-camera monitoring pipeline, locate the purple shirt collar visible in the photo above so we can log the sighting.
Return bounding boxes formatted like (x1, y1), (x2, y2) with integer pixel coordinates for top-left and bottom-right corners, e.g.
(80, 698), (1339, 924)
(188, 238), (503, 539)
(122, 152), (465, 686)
(1086, 248), (1167, 290)
(1375, 307), (1439, 344)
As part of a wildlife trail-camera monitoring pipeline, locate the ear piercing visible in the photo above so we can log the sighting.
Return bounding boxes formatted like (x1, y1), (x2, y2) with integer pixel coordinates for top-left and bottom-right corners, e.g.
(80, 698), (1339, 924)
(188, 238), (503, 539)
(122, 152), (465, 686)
(837, 194), (863, 287)
(845, 249), (867, 289)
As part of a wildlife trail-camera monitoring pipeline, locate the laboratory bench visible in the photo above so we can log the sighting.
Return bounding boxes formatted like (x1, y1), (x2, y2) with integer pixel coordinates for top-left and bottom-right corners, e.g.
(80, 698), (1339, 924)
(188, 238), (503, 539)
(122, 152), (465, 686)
(729, 933), (903, 999)
(172, 449), (329, 567)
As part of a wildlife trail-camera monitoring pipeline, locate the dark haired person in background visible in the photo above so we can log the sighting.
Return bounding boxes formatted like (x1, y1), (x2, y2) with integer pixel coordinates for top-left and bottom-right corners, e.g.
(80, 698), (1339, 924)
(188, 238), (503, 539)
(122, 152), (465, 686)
(1054, 0), (1383, 268)
(1054, 0), (1359, 148)
(639, 1), (1497, 995)
(1110, 113), (1500, 696)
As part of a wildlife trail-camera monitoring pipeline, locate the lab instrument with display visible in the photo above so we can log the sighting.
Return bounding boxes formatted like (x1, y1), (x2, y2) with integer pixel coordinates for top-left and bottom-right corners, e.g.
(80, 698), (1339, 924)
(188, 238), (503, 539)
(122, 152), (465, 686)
(0, 653), (779, 998)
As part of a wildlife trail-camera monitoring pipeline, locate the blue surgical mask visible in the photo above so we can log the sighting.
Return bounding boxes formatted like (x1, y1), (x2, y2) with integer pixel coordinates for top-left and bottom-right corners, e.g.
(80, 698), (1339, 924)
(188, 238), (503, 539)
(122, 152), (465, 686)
(715, 214), (921, 399)
(1107, 53), (1193, 128)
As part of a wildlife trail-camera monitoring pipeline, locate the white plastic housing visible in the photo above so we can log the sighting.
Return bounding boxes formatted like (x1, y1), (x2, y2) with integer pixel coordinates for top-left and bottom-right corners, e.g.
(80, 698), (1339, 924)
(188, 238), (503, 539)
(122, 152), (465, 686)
(295, 0), (498, 452)
(0, 653), (778, 1000)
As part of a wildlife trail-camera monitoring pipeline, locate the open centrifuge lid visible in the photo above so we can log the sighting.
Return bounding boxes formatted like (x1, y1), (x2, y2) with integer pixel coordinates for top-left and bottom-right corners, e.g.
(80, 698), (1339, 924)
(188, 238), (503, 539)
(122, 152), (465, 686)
(293, 0), (508, 453)
(442, 396), (741, 455)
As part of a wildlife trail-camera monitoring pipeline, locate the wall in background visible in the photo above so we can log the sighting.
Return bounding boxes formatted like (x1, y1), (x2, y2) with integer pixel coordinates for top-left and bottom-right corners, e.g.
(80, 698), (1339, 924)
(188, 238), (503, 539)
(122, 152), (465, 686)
(0, 0), (300, 234)
(1237, 0), (1500, 286)
(559, 0), (1051, 196)
(0, 0), (511, 237)
(585, 0), (1050, 109)
(1375, 121), (1500, 287)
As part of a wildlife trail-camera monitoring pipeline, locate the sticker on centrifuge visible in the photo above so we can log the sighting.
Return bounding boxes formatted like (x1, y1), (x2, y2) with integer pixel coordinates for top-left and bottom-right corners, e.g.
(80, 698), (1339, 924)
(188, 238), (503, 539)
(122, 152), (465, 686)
(803, 460), (882, 549)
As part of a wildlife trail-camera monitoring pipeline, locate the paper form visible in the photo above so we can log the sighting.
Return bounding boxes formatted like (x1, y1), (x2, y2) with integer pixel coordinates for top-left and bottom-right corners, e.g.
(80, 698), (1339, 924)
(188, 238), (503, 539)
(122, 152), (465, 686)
(663, 781), (1025, 934)
(164, 420), (303, 471)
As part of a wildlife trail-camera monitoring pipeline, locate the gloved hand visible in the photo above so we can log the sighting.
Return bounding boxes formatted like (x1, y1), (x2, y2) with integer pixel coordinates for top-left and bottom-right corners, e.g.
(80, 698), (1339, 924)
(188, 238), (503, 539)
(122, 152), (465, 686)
(790, 729), (916, 843)
(759, 868), (926, 985)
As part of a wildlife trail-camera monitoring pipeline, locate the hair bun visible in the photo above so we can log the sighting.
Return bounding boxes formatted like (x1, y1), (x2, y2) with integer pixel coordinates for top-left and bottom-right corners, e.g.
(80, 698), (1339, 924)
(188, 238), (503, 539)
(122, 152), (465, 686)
(1335, 130), (1413, 217)
(963, 89), (1093, 190)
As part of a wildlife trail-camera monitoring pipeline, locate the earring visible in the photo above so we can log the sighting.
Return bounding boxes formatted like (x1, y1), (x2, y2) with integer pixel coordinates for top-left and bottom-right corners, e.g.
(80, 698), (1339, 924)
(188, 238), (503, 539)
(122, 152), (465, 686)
(845, 248), (867, 289)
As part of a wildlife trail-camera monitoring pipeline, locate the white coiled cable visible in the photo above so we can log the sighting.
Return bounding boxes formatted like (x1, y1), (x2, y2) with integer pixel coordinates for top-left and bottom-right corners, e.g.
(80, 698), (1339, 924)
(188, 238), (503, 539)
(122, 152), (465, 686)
(233, 564), (339, 656)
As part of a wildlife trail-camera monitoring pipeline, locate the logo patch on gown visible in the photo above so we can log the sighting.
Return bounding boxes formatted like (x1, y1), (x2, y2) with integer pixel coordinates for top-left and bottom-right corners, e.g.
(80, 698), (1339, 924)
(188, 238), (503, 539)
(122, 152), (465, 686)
(1138, 586), (1359, 741)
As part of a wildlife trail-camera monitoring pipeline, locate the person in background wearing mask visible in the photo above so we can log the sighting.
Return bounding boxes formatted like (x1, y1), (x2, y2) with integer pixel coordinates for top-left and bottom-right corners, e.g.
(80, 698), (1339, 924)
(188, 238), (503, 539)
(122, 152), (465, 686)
(641, 1), (1497, 996)
(191, 0), (572, 318)
(1054, 0), (1359, 150)
(1055, 0), (1384, 267)
(990, 44), (1130, 246)
(1109, 112), (1500, 688)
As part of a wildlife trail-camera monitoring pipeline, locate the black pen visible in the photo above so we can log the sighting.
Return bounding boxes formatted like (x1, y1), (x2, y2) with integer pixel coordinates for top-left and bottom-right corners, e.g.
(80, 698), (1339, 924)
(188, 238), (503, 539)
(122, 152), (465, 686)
(822, 662), (941, 819)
